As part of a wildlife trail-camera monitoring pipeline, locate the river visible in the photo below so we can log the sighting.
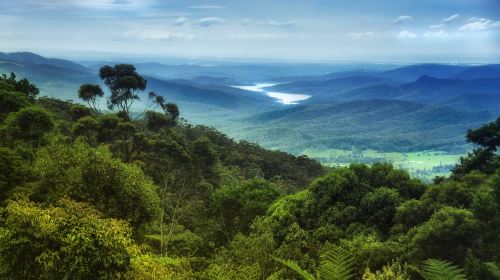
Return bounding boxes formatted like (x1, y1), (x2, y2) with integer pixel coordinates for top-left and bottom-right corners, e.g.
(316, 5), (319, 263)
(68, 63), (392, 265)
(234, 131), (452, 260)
(231, 83), (311, 105)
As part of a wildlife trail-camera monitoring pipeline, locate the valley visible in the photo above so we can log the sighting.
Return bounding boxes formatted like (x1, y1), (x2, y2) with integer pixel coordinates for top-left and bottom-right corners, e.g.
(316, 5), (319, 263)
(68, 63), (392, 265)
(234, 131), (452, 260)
(1, 51), (499, 180)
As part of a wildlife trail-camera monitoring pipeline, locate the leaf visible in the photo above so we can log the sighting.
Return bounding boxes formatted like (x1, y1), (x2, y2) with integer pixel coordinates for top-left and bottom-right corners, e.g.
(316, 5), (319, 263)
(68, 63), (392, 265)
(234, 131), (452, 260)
(238, 263), (261, 280)
(273, 256), (317, 280)
(485, 262), (500, 279)
(318, 248), (355, 280)
(417, 259), (467, 280)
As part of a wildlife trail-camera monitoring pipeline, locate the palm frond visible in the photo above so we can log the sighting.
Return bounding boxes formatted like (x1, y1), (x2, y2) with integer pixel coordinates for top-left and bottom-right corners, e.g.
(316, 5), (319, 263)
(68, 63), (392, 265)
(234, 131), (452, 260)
(317, 248), (355, 280)
(417, 259), (466, 280)
(272, 256), (317, 280)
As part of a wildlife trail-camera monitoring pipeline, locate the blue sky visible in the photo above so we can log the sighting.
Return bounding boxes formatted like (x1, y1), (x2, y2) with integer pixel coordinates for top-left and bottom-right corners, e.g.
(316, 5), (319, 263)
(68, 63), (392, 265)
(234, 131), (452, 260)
(0, 0), (499, 62)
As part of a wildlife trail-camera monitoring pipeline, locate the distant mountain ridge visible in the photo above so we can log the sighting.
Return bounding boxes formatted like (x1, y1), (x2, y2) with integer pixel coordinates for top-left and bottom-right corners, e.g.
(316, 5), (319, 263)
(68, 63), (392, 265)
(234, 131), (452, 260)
(1, 51), (499, 153)
(0, 52), (92, 73)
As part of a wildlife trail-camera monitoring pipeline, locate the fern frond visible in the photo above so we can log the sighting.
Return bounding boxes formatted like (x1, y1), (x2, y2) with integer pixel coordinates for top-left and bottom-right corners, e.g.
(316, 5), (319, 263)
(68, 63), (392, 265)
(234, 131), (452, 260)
(318, 248), (355, 280)
(417, 259), (466, 280)
(238, 263), (261, 280)
(272, 256), (317, 280)
(485, 262), (500, 279)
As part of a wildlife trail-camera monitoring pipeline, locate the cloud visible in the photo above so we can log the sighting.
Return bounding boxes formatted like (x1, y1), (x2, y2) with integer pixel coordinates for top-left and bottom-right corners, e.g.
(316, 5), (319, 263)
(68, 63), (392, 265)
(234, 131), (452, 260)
(194, 17), (225, 27)
(123, 29), (198, 40)
(225, 32), (289, 40)
(257, 20), (296, 27)
(429, 24), (446, 29)
(397, 30), (417, 39)
(173, 16), (188, 26)
(442, 14), (459, 23)
(459, 17), (500, 31)
(241, 19), (252, 25)
(188, 5), (225, 9)
(394, 15), (413, 24)
(29, 0), (153, 10)
(423, 30), (449, 39)
(348, 31), (375, 39)
(241, 19), (296, 27)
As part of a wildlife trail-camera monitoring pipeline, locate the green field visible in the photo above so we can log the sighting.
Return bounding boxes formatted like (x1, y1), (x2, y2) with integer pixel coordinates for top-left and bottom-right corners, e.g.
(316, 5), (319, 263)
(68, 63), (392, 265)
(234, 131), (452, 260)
(301, 148), (464, 181)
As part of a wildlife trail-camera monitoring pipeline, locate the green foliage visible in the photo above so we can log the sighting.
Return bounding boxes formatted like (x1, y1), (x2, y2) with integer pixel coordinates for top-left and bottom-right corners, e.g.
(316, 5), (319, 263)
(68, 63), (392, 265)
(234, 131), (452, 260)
(0, 197), (140, 279)
(145, 110), (174, 131)
(0, 72), (39, 101)
(274, 257), (317, 280)
(211, 178), (282, 238)
(125, 255), (193, 280)
(69, 104), (92, 121)
(416, 259), (467, 280)
(362, 260), (410, 280)
(99, 64), (146, 119)
(0, 86), (29, 121)
(0, 148), (30, 201)
(407, 207), (479, 263)
(1, 74), (499, 279)
(33, 140), (160, 229)
(2, 106), (54, 144)
(485, 262), (500, 279)
(274, 247), (355, 280)
(467, 116), (500, 151)
(318, 248), (356, 280)
(78, 84), (104, 112)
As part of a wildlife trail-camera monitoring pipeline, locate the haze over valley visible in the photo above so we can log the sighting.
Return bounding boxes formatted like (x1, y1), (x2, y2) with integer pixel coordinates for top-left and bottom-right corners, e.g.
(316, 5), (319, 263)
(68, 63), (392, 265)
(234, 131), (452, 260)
(1, 51), (499, 179)
(1, 1), (500, 278)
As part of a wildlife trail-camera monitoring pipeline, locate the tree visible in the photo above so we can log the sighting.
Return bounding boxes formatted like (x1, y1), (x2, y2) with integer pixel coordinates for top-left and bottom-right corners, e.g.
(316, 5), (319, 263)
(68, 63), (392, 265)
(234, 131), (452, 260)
(0, 148), (30, 201)
(32, 139), (160, 230)
(0, 72), (39, 101)
(78, 84), (104, 113)
(453, 116), (500, 176)
(0, 197), (141, 279)
(0, 86), (29, 121)
(2, 106), (54, 149)
(407, 207), (479, 264)
(147, 92), (180, 124)
(211, 179), (282, 239)
(71, 116), (98, 144)
(466, 116), (500, 151)
(165, 103), (180, 121)
(145, 110), (173, 132)
(99, 64), (147, 120)
(69, 104), (92, 121)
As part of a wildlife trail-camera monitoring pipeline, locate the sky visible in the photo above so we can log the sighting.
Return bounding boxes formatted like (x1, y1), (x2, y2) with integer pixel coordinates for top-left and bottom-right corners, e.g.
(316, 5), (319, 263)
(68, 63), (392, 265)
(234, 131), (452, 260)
(0, 0), (499, 63)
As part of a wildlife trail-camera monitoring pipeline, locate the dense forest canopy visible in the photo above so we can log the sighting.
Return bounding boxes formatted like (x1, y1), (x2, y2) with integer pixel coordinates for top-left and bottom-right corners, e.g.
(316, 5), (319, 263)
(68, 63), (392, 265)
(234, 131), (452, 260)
(0, 69), (499, 279)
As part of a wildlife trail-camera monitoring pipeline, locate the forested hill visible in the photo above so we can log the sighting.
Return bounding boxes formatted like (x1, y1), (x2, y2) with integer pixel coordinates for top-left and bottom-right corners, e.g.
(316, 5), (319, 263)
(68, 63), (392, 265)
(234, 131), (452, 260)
(0, 68), (500, 279)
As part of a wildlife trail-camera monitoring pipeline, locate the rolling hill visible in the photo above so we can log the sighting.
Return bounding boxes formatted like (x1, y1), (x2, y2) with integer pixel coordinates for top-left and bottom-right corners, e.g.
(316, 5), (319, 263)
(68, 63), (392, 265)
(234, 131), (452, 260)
(1, 51), (499, 156)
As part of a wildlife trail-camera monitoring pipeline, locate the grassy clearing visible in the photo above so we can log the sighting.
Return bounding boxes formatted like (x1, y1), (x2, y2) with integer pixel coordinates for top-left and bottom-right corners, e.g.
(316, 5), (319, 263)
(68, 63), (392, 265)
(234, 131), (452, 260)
(301, 148), (464, 181)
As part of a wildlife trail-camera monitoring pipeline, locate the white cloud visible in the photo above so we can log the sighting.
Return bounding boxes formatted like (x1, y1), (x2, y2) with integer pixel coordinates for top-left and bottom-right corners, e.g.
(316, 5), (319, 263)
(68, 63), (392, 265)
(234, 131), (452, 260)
(173, 16), (188, 26)
(459, 17), (500, 31)
(194, 17), (225, 27)
(429, 24), (446, 29)
(394, 15), (413, 24)
(225, 33), (289, 40)
(348, 31), (375, 39)
(188, 5), (225, 9)
(123, 29), (198, 40)
(423, 30), (449, 39)
(257, 20), (296, 27)
(442, 14), (459, 23)
(241, 19), (252, 25)
(397, 30), (417, 38)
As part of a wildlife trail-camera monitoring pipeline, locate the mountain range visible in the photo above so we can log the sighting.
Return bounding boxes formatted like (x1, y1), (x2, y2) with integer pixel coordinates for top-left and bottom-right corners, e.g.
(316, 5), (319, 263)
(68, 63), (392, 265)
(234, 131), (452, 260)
(1, 51), (499, 154)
